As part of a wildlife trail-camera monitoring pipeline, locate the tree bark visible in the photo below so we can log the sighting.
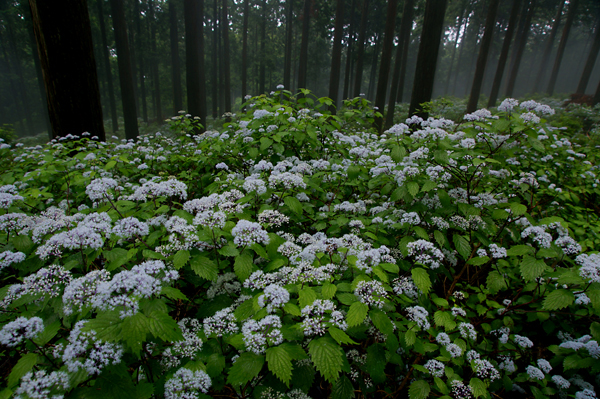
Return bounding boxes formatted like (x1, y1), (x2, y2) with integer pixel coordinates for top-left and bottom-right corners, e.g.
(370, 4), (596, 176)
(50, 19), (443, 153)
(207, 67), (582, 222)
(505, 0), (536, 98)
(352, 0), (369, 98)
(297, 0), (311, 91)
(221, 0), (231, 113)
(242, 0), (250, 105)
(283, 0), (293, 91)
(29, 0), (106, 141)
(169, 0), (183, 114)
(96, 0), (118, 132)
(532, 0), (565, 93)
(374, 0), (399, 132)
(134, 0), (148, 123)
(488, 0), (521, 107)
(148, 0), (162, 122)
(547, 0), (578, 95)
(466, 0), (500, 113)
(328, 0), (345, 112)
(396, 0), (415, 102)
(259, 0), (267, 94)
(184, 0), (207, 131)
(409, 0), (448, 118)
(343, 0), (357, 100)
(443, 1), (467, 96)
(576, 14), (600, 93)
(212, 0), (219, 118)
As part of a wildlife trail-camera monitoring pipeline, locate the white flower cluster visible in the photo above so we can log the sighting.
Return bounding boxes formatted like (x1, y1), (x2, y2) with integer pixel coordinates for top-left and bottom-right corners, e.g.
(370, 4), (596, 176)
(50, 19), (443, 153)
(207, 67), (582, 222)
(1, 264), (72, 308)
(129, 178), (187, 201)
(193, 210), (227, 229)
(164, 368), (212, 399)
(258, 284), (290, 313)
(63, 269), (111, 315)
(0, 250), (26, 270)
(521, 225), (552, 249)
(36, 225), (104, 259)
(423, 359), (445, 377)
(162, 318), (203, 367)
(242, 315), (283, 355)
(513, 334), (534, 348)
(577, 253), (600, 283)
(301, 299), (347, 336)
(406, 306), (430, 330)
(268, 172), (306, 190)
(392, 276), (419, 299)
(203, 306), (239, 337)
(207, 273), (241, 299)
(458, 322), (477, 341)
(526, 365), (545, 380)
(0, 316), (44, 346)
(243, 175), (268, 194)
(406, 239), (445, 269)
(473, 359), (500, 381)
(354, 280), (387, 309)
(86, 177), (119, 202)
(112, 216), (149, 239)
(450, 380), (473, 399)
(231, 219), (270, 247)
(14, 370), (70, 399)
(258, 209), (290, 227)
(0, 192), (24, 208)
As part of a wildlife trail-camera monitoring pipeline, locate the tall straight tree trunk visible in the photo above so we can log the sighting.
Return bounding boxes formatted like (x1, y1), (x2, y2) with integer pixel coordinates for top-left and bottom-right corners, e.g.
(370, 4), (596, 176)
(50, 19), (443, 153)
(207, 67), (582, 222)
(184, 0), (207, 130)
(328, 0), (345, 112)
(169, 0), (183, 114)
(242, 0), (250, 105)
(374, 0), (399, 132)
(221, 0), (231, 113)
(532, 0), (565, 93)
(283, 0), (293, 90)
(0, 39), (28, 137)
(594, 76), (600, 106)
(505, 0), (536, 98)
(467, 0), (500, 113)
(109, 0), (138, 140)
(212, 0), (219, 117)
(396, 0), (415, 102)
(343, 0), (356, 99)
(259, 0), (267, 94)
(353, 0), (369, 98)
(134, 0), (148, 123)
(29, 0), (106, 140)
(148, 0), (162, 122)
(96, 0), (118, 132)
(444, 2), (467, 95)
(577, 18), (600, 93)
(547, 0), (578, 95)
(409, 0), (448, 118)
(297, 0), (311, 91)
(488, 0), (520, 107)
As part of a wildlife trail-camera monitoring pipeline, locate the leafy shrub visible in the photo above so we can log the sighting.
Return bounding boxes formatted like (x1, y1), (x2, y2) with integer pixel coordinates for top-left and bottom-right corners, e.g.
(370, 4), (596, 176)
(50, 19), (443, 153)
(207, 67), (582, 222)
(1, 91), (600, 399)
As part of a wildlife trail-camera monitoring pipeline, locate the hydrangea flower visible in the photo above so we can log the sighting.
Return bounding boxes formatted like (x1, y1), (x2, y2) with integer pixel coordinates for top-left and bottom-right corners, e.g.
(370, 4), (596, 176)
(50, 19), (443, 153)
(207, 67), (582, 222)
(164, 368), (212, 399)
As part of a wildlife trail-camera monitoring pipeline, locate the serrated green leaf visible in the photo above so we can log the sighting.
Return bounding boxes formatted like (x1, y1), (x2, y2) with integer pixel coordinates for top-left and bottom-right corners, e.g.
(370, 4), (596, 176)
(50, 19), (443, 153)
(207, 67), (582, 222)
(146, 311), (183, 342)
(372, 266), (389, 283)
(219, 244), (239, 257)
(509, 203), (527, 216)
(142, 249), (166, 260)
(591, 322), (600, 342)
(412, 268), (431, 294)
(434, 311), (456, 331)
(366, 343), (387, 383)
(83, 311), (122, 341)
(453, 234), (471, 260)
(299, 287), (317, 309)
(33, 320), (61, 346)
(336, 292), (357, 305)
(266, 346), (293, 386)
(467, 256), (489, 266)
(347, 165), (361, 180)
(135, 383), (154, 399)
(381, 262), (399, 273)
(12, 234), (33, 253)
(434, 150), (449, 164)
(413, 226), (429, 240)
(284, 196), (303, 215)
(409, 380), (431, 399)
(260, 137), (273, 151)
(507, 245), (534, 256)
(405, 330), (416, 346)
(206, 353), (226, 377)
(329, 326), (358, 345)
(407, 182), (419, 197)
(173, 250), (190, 269)
(369, 308), (394, 336)
(234, 253), (253, 281)
(469, 377), (487, 398)
(234, 298), (255, 321)
(227, 352), (265, 386)
(332, 374), (355, 399)
(8, 353), (38, 388)
(421, 180), (437, 192)
(93, 364), (137, 399)
(308, 337), (344, 383)
(283, 302), (301, 316)
(190, 256), (218, 281)
(434, 377), (449, 394)
(520, 256), (548, 281)
(161, 286), (188, 301)
(322, 283), (337, 300)
(486, 271), (508, 294)
(347, 301), (368, 327)
(543, 289), (575, 311)
(434, 230), (447, 248)
(119, 312), (148, 355)
(104, 248), (129, 271)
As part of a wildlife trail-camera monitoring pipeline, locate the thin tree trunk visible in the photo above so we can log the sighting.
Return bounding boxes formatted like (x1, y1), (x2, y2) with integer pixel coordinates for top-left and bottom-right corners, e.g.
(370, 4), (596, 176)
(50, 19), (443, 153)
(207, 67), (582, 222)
(547, 0), (578, 95)
(532, 0), (565, 93)
(259, 0), (267, 94)
(222, 0), (231, 113)
(328, 0), (345, 112)
(297, 0), (311, 91)
(343, 0), (357, 100)
(109, 0), (138, 140)
(505, 0), (536, 98)
(170, 0), (183, 114)
(96, 0), (118, 132)
(576, 16), (600, 93)
(594, 75), (600, 106)
(409, 0), (448, 118)
(212, 0), (219, 117)
(353, 0), (369, 98)
(367, 32), (382, 101)
(397, 0), (415, 102)
(488, 0), (520, 107)
(134, 0), (148, 123)
(242, 0), (249, 106)
(0, 40), (27, 137)
(467, 0), (500, 113)
(283, 0), (293, 90)
(148, 0), (162, 122)
(444, 2), (467, 96)
(374, 0), (399, 132)
(184, 0), (207, 130)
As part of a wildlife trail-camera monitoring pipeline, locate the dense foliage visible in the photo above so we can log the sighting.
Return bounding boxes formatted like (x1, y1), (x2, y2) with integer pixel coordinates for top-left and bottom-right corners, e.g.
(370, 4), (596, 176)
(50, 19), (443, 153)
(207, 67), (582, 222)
(2, 91), (600, 399)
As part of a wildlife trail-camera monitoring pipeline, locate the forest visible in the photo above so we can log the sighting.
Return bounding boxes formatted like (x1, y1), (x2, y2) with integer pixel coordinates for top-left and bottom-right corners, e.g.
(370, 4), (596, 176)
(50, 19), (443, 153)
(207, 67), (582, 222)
(3, 1), (600, 399)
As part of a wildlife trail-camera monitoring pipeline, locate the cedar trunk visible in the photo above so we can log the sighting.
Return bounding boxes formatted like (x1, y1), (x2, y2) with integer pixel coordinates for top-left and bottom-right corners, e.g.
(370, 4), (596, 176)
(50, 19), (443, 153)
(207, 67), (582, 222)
(222, 0), (231, 113)
(374, 0), (399, 132)
(283, 0), (293, 91)
(532, 0), (565, 93)
(547, 0), (579, 95)
(297, 0), (311, 91)
(576, 16), (600, 94)
(170, 0), (183, 114)
(328, 0), (345, 112)
(505, 0), (536, 98)
(352, 0), (369, 98)
(242, 0), (250, 105)
(96, 0), (118, 132)
(396, 0), (415, 102)
(184, 0), (207, 130)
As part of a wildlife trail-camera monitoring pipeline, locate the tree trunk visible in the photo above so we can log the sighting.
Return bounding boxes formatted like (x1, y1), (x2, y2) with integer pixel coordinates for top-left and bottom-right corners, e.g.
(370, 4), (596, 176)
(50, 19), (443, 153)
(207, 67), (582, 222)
(212, 0), (219, 117)
(576, 15), (600, 93)
(184, 0), (207, 131)
(467, 0), (500, 113)
(409, 0), (448, 118)
(444, 1), (467, 96)
(343, 0), (357, 100)
(29, 0), (106, 141)
(532, 0), (565, 93)
(109, 0), (139, 140)
(328, 0), (345, 112)
(374, 0), (399, 132)
(283, 0), (293, 91)
(297, 0), (311, 91)
(134, 0), (148, 123)
(169, 0), (183, 114)
(242, 0), (250, 105)
(396, 0), (415, 102)
(547, 0), (578, 95)
(96, 0), (119, 132)
(594, 75), (600, 106)
(148, 0), (162, 122)
(221, 0), (231, 113)
(0, 39), (28, 137)
(259, 0), (267, 94)
(505, 0), (536, 98)
(488, 0), (521, 107)
(367, 32), (381, 101)
(352, 0), (369, 98)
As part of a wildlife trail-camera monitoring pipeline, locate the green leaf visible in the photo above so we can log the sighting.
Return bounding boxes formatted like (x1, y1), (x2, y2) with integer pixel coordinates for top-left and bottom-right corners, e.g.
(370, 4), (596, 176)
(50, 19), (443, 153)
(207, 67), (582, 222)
(407, 182), (419, 197)
(405, 330), (416, 346)
(366, 343), (387, 383)
(591, 322), (600, 342)
(453, 234), (471, 260)
(369, 308), (394, 336)
(299, 287), (317, 309)
(190, 256), (218, 281)
(332, 374), (355, 399)
(347, 301), (368, 327)
(336, 292), (357, 305)
(142, 249), (166, 260)
(8, 353), (38, 388)
(33, 320), (61, 346)
(104, 248), (129, 271)
(227, 352), (265, 386)
(284, 196), (303, 215)
(486, 271), (508, 294)
(260, 137), (273, 151)
(412, 268), (431, 294)
(380, 262), (399, 273)
(507, 245), (534, 256)
(83, 311), (122, 341)
(409, 380), (431, 399)
(467, 256), (489, 266)
(146, 311), (183, 342)
(347, 165), (361, 180)
(308, 337), (344, 383)
(469, 377), (487, 398)
(218, 244), (239, 257)
(173, 250), (190, 269)
(520, 256), (548, 281)
(234, 253), (254, 281)
(12, 234), (33, 253)
(161, 286), (188, 301)
(434, 230), (447, 249)
(413, 226), (430, 240)
(282, 302), (301, 316)
(543, 289), (575, 311)
(421, 180), (437, 192)
(93, 364), (136, 399)
(434, 150), (449, 164)
(322, 283), (337, 300)
(135, 383), (154, 399)
(434, 377), (449, 394)
(509, 203), (527, 216)
(119, 312), (148, 355)
(206, 353), (226, 377)
(266, 346), (293, 386)
(329, 327), (358, 345)
(434, 311), (456, 331)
